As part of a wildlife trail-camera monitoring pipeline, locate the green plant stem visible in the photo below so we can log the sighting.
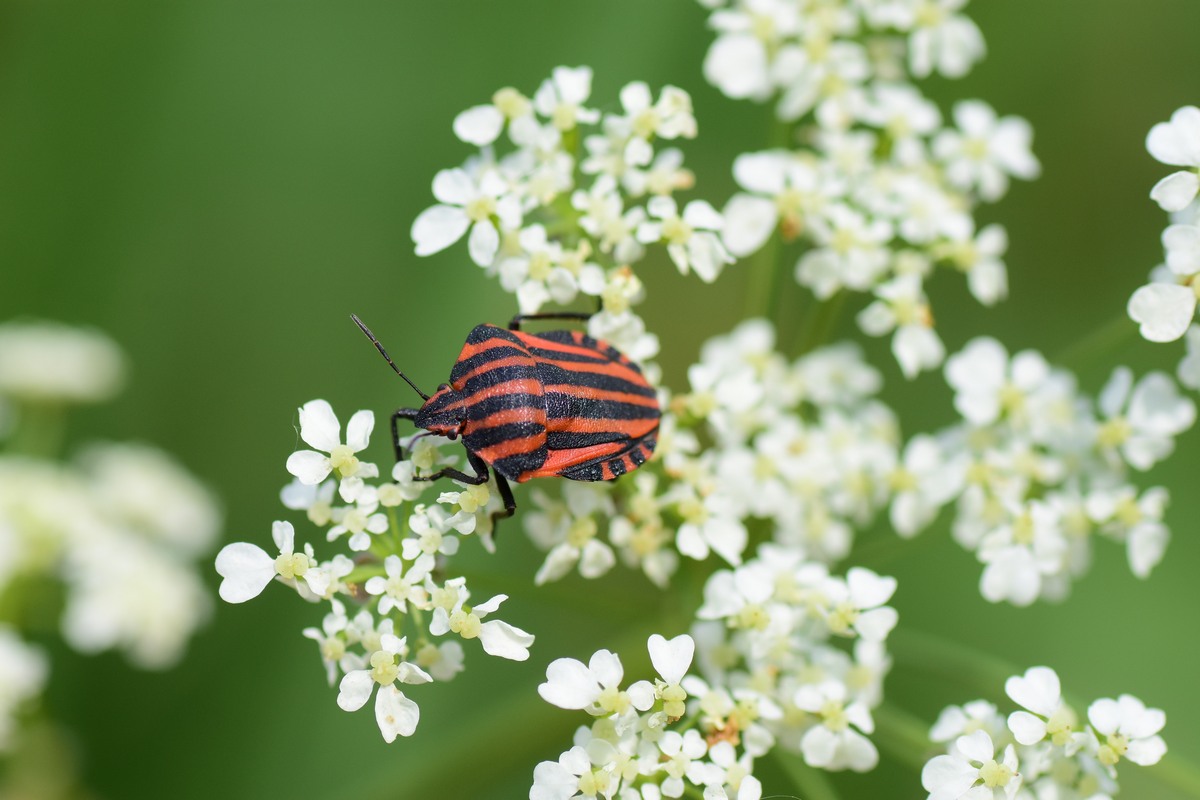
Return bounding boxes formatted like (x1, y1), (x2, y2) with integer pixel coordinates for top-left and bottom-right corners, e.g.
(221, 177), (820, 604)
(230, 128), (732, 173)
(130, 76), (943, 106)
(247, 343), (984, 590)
(770, 751), (841, 800)
(5, 402), (65, 459)
(796, 289), (847, 355)
(1052, 310), (1137, 370)
(743, 112), (795, 324)
(888, 627), (1017, 699)
(872, 703), (937, 773)
(1152, 753), (1200, 797)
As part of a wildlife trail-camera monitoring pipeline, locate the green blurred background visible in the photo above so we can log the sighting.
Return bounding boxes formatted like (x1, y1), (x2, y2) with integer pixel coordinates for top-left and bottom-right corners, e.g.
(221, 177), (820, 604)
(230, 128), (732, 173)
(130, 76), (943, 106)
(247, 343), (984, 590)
(2, 1), (1199, 798)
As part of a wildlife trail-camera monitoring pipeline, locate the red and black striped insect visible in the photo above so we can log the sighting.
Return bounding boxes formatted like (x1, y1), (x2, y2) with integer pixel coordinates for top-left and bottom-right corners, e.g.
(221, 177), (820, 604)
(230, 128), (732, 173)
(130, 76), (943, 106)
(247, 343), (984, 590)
(351, 313), (660, 526)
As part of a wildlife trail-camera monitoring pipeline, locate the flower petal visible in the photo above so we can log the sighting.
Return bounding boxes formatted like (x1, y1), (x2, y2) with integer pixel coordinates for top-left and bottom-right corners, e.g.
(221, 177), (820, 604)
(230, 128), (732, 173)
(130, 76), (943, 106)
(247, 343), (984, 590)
(337, 670), (375, 711)
(453, 105), (505, 146)
(374, 685), (420, 742)
(297, 399), (340, 451)
(412, 204), (470, 256)
(1128, 283), (1196, 342)
(214, 542), (275, 603)
(478, 619), (534, 661)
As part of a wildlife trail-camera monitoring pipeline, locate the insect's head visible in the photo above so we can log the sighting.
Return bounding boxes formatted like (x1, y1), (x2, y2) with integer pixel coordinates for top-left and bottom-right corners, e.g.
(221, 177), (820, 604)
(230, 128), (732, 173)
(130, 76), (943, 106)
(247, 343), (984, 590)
(414, 382), (464, 438)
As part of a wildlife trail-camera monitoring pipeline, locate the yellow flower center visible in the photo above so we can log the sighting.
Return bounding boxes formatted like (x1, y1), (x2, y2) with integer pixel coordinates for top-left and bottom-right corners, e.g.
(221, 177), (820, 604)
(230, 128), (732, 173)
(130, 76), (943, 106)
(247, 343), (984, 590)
(369, 650), (399, 686)
(979, 759), (1015, 788)
(329, 444), (359, 476)
(274, 551), (310, 580)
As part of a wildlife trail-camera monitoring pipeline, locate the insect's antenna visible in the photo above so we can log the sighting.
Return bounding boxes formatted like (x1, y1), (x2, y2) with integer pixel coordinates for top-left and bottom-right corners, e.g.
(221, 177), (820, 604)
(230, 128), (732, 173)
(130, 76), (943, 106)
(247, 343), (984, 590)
(350, 314), (430, 401)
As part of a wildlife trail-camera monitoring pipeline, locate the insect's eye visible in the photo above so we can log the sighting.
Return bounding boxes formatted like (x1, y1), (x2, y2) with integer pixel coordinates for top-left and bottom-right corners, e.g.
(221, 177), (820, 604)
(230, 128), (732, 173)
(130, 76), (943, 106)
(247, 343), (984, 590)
(447, 431), (458, 441)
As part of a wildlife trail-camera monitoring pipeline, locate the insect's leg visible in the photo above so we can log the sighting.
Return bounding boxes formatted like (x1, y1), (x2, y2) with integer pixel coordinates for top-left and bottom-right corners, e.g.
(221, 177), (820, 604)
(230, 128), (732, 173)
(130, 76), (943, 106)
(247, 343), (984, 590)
(507, 311), (594, 331)
(411, 446), (490, 485)
(490, 472), (517, 532)
(391, 408), (420, 464)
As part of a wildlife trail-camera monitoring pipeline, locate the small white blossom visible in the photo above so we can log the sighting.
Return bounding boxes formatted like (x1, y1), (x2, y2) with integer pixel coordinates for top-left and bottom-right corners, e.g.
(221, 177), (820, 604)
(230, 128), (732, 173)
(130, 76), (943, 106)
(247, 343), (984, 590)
(934, 101), (1040, 202)
(285, 400), (379, 502)
(1147, 106), (1200, 211)
(1086, 694), (1166, 768)
(921, 730), (1021, 800)
(215, 520), (328, 603)
(337, 633), (432, 743)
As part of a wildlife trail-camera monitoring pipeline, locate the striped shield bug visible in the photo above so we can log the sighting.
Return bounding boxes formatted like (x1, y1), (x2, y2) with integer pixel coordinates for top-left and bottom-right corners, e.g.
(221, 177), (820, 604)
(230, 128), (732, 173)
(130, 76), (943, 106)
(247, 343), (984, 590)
(351, 313), (660, 527)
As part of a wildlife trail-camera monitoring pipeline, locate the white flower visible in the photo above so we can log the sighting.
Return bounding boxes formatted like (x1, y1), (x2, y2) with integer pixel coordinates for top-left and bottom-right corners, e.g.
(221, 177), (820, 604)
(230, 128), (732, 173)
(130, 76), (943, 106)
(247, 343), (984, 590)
(534, 66), (600, 131)
(1096, 368), (1195, 470)
(908, 0), (986, 79)
(930, 700), (1008, 748)
(943, 224), (1009, 306)
(429, 589), (535, 661)
(364, 554), (434, 615)
(656, 730), (708, 797)
(637, 197), (734, 283)
(856, 275), (945, 378)
(1005, 666), (1078, 747)
(794, 680), (878, 772)
(978, 501), (1068, 607)
(62, 520), (211, 669)
(336, 633), (431, 743)
(79, 442), (221, 557)
(302, 599), (351, 686)
(411, 166), (522, 267)
(0, 627), (48, 750)
(944, 338), (1050, 428)
(0, 319), (125, 404)
(796, 204), (893, 297)
(215, 520), (329, 603)
(285, 400), (379, 502)
(1147, 106), (1200, 211)
(819, 567), (899, 642)
(327, 491), (389, 552)
(619, 81), (697, 140)
(676, 492), (748, 566)
(1177, 324), (1200, 389)
(414, 640), (465, 683)
(1128, 281), (1197, 342)
(532, 743), (619, 800)
(921, 730), (1021, 800)
(539, 648), (647, 718)
(934, 101), (1040, 202)
(1086, 694), (1166, 768)
(889, 434), (965, 537)
(453, 104), (506, 147)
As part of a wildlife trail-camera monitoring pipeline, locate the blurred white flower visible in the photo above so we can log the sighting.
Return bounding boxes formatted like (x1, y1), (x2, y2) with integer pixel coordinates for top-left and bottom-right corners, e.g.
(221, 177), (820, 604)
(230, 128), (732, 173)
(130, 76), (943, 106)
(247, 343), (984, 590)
(0, 627), (47, 751)
(934, 101), (1040, 202)
(1147, 105), (1200, 211)
(0, 320), (125, 404)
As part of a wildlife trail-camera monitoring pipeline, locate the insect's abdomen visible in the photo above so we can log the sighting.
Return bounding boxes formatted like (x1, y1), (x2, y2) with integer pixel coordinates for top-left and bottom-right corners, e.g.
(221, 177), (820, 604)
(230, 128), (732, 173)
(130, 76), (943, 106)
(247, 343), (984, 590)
(452, 325), (548, 482)
(513, 329), (660, 482)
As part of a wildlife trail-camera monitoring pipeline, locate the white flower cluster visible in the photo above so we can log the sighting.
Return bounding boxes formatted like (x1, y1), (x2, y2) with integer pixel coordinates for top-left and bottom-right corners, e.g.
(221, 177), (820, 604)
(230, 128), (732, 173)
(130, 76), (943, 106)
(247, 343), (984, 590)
(215, 399), (534, 742)
(523, 319), (900, 589)
(923, 666), (1166, 800)
(0, 321), (220, 750)
(531, 556), (899, 797)
(899, 337), (1195, 606)
(1128, 106), (1200, 390)
(411, 66), (726, 363)
(700, 0), (1039, 377)
(533, 633), (767, 800)
(693, 553), (897, 773)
